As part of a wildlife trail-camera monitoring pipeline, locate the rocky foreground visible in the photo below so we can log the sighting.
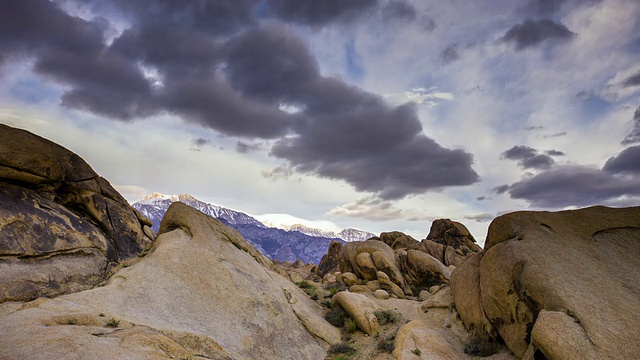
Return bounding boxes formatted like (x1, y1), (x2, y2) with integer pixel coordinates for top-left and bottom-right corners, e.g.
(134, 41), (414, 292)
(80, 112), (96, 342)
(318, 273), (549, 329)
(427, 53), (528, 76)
(1, 124), (639, 359)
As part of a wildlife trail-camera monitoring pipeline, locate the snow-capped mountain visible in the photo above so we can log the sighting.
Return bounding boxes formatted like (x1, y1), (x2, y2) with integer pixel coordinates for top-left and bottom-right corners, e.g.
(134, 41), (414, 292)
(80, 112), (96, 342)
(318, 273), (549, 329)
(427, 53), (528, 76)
(132, 193), (367, 264)
(272, 223), (375, 242)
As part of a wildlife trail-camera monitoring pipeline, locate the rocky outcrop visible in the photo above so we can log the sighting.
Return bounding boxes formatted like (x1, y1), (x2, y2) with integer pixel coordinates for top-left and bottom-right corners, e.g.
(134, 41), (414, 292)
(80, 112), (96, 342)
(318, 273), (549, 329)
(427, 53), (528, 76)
(0, 202), (340, 359)
(452, 206), (640, 359)
(422, 219), (482, 266)
(331, 291), (380, 336)
(0, 124), (153, 303)
(317, 240), (343, 277)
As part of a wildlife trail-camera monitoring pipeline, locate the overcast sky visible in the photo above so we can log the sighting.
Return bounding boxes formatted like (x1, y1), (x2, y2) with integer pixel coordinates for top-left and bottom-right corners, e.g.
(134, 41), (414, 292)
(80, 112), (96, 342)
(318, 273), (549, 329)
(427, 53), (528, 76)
(1, 0), (640, 244)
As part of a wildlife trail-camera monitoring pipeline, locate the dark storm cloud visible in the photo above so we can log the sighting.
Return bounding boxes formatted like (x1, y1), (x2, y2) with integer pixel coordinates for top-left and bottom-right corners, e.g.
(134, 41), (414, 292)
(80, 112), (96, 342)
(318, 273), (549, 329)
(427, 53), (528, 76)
(545, 149), (565, 156)
(191, 138), (210, 147)
(501, 19), (575, 50)
(0, 0), (154, 119)
(623, 72), (640, 88)
(502, 145), (537, 160)
(501, 145), (556, 170)
(603, 146), (640, 175)
(236, 141), (262, 154)
(223, 23), (320, 102)
(525, 0), (566, 15)
(440, 45), (460, 63)
(264, 0), (378, 27)
(382, 1), (418, 22)
(0, 0), (480, 198)
(506, 165), (640, 207)
(492, 185), (510, 194)
(271, 98), (479, 199)
(621, 106), (640, 145)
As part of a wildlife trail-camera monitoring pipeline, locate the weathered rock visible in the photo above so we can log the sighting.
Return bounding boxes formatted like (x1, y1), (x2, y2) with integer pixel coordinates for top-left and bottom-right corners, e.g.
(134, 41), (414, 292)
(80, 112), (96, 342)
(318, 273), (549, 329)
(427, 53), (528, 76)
(317, 241), (343, 278)
(0, 202), (340, 359)
(355, 252), (377, 280)
(377, 271), (405, 299)
(380, 231), (419, 249)
(418, 290), (430, 301)
(450, 252), (497, 341)
(366, 280), (380, 291)
(399, 250), (451, 291)
(426, 218), (479, 251)
(0, 125), (152, 303)
(341, 272), (358, 287)
(526, 310), (600, 360)
(393, 320), (458, 360)
(349, 284), (369, 293)
(371, 250), (408, 293)
(331, 291), (380, 336)
(422, 286), (453, 309)
(478, 206), (640, 359)
(373, 289), (390, 299)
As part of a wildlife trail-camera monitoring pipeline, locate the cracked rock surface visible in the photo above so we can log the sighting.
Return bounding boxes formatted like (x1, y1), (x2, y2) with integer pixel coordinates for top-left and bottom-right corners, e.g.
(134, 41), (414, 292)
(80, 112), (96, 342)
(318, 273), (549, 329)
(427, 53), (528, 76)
(451, 206), (640, 359)
(0, 202), (339, 360)
(0, 124), (153, 303)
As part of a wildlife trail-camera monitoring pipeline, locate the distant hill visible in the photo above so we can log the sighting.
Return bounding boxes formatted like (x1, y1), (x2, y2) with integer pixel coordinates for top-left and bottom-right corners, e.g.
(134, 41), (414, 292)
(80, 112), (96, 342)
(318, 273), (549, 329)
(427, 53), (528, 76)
(133, 193), (375, 264)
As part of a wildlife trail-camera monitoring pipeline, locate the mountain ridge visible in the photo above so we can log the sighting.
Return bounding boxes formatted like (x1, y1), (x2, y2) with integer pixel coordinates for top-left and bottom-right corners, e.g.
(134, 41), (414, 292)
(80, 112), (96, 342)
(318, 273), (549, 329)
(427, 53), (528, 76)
(132, 192), (376, 263)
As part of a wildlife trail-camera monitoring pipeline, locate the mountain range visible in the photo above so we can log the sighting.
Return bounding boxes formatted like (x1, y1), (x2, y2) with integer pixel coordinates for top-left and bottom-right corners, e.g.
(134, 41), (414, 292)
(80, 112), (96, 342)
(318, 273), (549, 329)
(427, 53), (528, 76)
(132, 193), (375, 264)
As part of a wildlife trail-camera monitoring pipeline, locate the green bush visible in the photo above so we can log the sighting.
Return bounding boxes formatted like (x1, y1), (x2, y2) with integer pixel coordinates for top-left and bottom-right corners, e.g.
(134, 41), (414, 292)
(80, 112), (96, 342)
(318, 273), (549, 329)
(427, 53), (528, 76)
(412, 348), (422, 355)
(345, 317), (357, 333)
(324, 307), (345, 328)
(328, 342), (356, 355)
(66, 318), (78, 325)
(297, 280), (314, 289)
(374, 309), (401, 325)
(105, 318), (120, 328)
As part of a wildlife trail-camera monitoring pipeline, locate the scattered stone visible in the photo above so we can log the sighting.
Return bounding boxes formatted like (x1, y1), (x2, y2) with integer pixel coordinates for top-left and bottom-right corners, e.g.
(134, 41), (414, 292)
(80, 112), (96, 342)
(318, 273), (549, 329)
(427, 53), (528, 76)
(349, 285), (369, 293)
(373, 289), (390, 300)
(341, 272), (358, 287)
(418, 290), (430, 302)
(366, 280), (380, 291)
(331, 291), (380, 336)
(422, 286), (453, 309)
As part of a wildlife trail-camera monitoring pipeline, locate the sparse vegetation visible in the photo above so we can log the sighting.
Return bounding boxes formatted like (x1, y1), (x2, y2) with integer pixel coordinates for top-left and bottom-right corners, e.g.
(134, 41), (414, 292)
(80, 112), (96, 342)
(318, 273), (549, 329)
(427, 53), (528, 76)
(66, 318), (78, 325)
(99, 313), (105, 317)
(345, 317), (357, 333)
(328, 342), (357, 355)
(374, 309), (401, 325)
(297, 280), (319, 300)
(105, 318), (120, 328)
(376, 335), (395, 353)
(412, 348), (422, 355)
(321, 299), (333, 308)
(464, 338), (499, 357)
(325, 307), (345, 328)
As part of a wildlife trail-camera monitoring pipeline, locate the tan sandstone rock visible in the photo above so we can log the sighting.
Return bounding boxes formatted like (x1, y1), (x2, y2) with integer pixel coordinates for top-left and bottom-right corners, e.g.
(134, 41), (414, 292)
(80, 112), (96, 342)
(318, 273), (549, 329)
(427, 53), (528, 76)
(0, 202), (339, 359)
(331, 291), (380, 336)
(478, 206), (640, 359)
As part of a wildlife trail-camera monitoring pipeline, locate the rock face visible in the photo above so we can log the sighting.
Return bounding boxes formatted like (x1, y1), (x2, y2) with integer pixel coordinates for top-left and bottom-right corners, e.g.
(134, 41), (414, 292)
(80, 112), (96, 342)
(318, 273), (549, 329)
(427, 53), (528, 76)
(0, 202), (340, 359)
(452, 206), (640, 359)
(0, 124), (152, 303)
(317, 240), (343, 277)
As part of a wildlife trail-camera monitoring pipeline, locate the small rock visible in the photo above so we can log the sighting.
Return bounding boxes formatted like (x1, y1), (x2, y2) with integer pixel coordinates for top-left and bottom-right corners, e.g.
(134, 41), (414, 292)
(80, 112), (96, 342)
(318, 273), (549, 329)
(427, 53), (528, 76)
(373, 289), (390, 299)
(341, 272), (358, 287)
(418, 290), (430, 301)
(422, 286), (453, 309)
(429, 285), (441, 294)
(366, 280), (380, 291)
(349, 285), (369, 293)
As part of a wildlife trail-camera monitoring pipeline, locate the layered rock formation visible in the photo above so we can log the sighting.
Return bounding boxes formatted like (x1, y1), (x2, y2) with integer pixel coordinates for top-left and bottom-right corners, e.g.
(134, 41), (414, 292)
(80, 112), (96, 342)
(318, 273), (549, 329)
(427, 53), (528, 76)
(336, 226), (480, 299)
(0, 202), (340, 359)
(451, 206), (640, 359)
(0, 124), (153, 303)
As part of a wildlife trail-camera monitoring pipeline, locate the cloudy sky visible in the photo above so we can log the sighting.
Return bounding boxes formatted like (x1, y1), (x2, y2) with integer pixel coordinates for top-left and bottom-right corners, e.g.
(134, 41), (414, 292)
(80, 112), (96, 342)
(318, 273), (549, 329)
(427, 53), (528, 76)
(1, 0), (640, 244)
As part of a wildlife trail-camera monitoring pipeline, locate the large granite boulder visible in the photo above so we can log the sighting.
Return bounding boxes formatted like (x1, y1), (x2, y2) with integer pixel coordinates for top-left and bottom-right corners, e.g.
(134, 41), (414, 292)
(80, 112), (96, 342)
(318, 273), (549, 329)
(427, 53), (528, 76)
(453, 206), (640, 359)
(0, 124), (153, 303)
(316, 240), (343, 278)
(0, 202), (340, 359)
(423, 219), (482, 266)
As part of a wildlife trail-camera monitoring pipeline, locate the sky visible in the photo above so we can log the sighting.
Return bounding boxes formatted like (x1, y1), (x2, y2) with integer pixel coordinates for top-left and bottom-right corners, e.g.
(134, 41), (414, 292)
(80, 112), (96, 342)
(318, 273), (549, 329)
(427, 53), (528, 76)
(1, 0), (640, 244)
